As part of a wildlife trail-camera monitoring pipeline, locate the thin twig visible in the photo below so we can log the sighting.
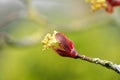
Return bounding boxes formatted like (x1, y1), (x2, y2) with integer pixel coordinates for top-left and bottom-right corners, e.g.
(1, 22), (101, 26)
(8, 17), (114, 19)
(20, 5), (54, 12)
(75, 54), (120, 74)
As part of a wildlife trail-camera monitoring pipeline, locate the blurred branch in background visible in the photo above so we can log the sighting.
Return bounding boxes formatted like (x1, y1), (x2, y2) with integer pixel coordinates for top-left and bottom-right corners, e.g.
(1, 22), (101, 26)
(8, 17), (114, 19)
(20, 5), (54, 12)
(0, 0), (23, 29)
(21, 0), (53, 26)
(0, 0), (52, 47)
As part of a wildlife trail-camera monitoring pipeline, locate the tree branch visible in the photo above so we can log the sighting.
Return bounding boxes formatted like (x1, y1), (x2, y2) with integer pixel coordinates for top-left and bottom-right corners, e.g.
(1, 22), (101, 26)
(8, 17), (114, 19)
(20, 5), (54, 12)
(75, 54), (120, 74)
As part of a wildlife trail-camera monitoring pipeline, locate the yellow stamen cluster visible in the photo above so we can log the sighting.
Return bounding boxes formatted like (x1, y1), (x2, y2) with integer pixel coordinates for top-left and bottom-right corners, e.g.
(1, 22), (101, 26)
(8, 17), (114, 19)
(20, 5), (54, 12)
(41, 31), (58, 50)
(86, 0), (107, 11)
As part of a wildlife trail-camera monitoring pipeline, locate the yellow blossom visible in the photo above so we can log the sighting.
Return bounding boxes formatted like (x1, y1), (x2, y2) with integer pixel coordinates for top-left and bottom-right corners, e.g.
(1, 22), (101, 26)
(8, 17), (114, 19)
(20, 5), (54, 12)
(41, 31), (59, 50)
(86, 0), (107, 11)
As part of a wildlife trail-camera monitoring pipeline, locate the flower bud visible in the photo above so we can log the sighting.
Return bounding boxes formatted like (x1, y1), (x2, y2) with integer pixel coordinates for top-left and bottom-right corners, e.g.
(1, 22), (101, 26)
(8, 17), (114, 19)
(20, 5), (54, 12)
(86, 0), (120, 13)
(41, 31), (79, 58)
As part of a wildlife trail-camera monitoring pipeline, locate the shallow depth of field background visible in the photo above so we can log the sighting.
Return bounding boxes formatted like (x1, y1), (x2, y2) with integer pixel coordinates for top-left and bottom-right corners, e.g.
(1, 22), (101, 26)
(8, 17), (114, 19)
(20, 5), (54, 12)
(0, 0), (120, 80)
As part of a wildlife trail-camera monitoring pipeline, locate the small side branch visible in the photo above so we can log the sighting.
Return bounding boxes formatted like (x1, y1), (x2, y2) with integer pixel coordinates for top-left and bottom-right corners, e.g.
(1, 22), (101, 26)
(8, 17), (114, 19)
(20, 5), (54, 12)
(76, 55), (120, 74)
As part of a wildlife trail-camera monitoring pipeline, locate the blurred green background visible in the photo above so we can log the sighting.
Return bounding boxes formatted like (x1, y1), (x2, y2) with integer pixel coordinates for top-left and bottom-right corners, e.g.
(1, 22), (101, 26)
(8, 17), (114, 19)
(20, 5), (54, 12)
(0, 0), (120, 80)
